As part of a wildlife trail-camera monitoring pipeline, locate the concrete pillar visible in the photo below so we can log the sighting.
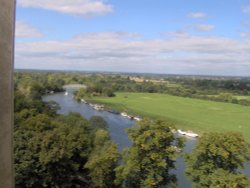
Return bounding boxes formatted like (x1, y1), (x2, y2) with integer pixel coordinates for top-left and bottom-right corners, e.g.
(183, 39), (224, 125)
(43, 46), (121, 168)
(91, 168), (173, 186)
(0, 0), (15, 187)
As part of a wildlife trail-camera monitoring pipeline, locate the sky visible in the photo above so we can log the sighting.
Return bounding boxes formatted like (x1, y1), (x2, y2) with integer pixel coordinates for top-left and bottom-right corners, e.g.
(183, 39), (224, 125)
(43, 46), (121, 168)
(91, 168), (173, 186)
(15, 0), (250, 76)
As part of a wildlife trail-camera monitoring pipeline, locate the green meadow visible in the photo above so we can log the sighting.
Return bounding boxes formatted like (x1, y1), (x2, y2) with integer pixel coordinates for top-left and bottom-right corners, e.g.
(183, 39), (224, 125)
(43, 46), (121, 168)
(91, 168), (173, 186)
(235, 96), (250, 100)
(92, 92), (250, 142)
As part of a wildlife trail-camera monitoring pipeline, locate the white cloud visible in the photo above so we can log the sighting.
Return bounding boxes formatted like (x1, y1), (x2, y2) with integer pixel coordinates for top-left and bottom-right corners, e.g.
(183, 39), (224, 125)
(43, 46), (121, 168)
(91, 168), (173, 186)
(165, 30), (189, 38)
(17, 0), (113, 16)
(242, 6), (250, 13)
(15, 32), (250, 76)
(194, 24), (215, 32)
(15, 21), (43, 38)
(240, 31), (250, 39)
(242, 22), (250, 27)
(188, 12), (206, 18)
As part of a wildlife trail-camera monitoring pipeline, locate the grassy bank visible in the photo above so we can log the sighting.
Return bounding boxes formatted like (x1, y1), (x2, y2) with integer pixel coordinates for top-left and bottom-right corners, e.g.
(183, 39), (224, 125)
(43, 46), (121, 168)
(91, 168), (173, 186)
(91, 92), (250, 142)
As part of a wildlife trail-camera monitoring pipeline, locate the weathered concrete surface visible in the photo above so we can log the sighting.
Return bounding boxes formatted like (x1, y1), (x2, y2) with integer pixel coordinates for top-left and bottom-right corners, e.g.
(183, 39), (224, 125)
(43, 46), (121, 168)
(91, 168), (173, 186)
(0, 0), (15, 187)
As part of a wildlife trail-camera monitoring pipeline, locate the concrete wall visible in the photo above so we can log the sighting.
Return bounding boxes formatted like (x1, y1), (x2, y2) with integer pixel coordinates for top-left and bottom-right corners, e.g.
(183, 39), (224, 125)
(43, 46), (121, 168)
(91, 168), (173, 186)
(0, 0), (15, 187)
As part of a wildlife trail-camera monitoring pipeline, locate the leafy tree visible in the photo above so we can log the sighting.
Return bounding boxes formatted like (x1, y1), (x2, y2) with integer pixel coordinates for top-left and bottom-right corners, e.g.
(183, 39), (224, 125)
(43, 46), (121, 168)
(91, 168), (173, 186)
(103, 88), (115, 97)
(217, 92), (233, 102)
(74, 88), (88, 101)
(92, 129), (111, 148)
(238, 99), (250, 106)
(15, 113), (93, 188)
(115, 119), (183, 188)
(14, 91), (29, 112)
(185, 132), (250, 188)
(206, 169), (249, 188)
(85, 129), (119, 188)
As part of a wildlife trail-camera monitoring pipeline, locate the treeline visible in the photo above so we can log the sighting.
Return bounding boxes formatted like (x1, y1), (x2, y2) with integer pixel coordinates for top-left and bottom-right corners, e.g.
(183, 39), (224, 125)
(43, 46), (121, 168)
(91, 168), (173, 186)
(74, 86), (115, 100)
(179, 78), (250, 94)
(70, 73), (250, 106)
(14, 72), (65, 99)
(15, 72), (250, 106)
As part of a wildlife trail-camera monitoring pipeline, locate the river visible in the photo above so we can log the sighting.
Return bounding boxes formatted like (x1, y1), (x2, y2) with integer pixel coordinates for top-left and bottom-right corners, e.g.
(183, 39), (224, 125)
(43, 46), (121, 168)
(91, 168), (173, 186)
(43, 90), (250, 187)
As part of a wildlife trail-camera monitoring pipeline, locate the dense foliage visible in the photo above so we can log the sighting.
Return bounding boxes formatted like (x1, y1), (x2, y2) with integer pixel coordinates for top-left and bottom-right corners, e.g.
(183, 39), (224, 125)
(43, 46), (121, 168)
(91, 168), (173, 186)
(185, 132), (250, 188)
(14, 73), (119, 188)
(85, 129), (119, 188)
(115, 119), (184, 188)
(15, 113), (92, 187)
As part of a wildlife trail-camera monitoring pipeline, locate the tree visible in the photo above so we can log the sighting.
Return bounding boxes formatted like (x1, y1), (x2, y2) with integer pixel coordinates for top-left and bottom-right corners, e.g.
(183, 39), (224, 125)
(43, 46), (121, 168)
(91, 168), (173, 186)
(85, 128), (119, 188)
(217, 92), (233, 102)
(103, 88), (115, 97)
(15, 113), (93, 188)
(74, 88), (87, 101)
(185, 132), (250, 188)
(115, 119), (184, 188)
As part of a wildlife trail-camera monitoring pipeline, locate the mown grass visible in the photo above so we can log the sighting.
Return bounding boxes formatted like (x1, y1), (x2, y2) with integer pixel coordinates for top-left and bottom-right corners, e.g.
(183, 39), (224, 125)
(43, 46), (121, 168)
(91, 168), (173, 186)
(235, 96), (250, 100)
(92, 92), (250, 142)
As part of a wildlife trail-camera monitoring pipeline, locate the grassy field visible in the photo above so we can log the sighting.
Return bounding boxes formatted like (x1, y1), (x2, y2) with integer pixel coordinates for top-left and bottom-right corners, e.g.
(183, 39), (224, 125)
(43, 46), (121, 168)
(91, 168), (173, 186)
(207, 95), (250, 101)
(92, 92), (250, 142)
(235, 96), (250, 100)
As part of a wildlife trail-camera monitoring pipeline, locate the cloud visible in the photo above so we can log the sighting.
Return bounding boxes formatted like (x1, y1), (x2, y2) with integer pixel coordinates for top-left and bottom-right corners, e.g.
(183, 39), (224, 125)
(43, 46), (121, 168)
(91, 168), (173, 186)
(188, 12), (206, 18)
(15, 21), (43, 38)
(15, 32), (250, 76)
(194, 24), (215, 32)
(17, 0), (113, 16)
(242, 22), (250, 27)
(165, 30), (189, 38)
(242, 6), (250, 13)
(240, 31), (250, 39)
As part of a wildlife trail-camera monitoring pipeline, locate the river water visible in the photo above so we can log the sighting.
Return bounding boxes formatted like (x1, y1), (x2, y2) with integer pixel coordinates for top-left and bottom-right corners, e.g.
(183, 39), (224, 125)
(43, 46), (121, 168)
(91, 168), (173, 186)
(43, 91), (250, 187)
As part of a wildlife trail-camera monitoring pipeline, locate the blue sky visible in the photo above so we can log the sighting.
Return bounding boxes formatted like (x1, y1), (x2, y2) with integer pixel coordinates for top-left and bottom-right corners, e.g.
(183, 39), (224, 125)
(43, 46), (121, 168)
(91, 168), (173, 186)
(15, 0), (250, 76)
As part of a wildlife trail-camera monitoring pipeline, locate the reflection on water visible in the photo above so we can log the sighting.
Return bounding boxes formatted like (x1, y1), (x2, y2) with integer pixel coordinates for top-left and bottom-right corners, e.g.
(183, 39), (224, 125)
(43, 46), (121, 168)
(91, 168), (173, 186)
(43, 91), (250, 188)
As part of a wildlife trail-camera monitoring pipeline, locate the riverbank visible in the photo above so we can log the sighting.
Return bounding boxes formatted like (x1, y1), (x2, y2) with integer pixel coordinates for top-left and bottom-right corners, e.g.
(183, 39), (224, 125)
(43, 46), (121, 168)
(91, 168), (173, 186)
(75, 97), (200, 138)
(89, 92), (250, 142)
